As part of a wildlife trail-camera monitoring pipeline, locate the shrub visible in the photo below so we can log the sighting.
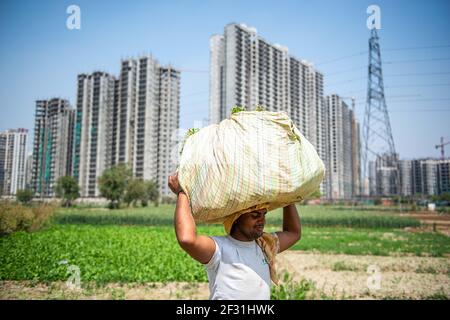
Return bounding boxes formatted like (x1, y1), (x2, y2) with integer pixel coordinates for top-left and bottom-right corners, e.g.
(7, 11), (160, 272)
(15, 189), (34, 205)
(271, 272), (315, 300)
(161, 196), (177, 205)
(0, 202), (55, 236)
(1, 203), (29, 235)
(29, 204), (56, 232)
(124, 179), (147, 207)
(98, 164), (132, 209)
(145, 180), (159, 207)
(54, 176), (80, 207)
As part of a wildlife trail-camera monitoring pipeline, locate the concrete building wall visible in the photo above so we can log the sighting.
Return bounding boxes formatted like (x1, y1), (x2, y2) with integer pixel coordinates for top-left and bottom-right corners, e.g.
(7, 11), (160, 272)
(209, 35), (225, 124)
(73, 72), (116, 197)
(0, 129), (28, 195)
(210, 23), (329, 197)
(399, 159), (412, 196)
(157, 67), (180, 196)
(32, 99), (74, 197)
(114, 56), (180, 197)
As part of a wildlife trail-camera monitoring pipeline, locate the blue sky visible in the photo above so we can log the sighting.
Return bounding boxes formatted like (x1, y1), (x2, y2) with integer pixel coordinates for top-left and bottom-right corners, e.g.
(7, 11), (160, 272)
(0, 0), (449, 159)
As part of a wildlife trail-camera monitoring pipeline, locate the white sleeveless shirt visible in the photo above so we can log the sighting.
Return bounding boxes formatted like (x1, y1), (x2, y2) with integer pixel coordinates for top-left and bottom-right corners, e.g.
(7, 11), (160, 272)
(203, 234), (279, 300)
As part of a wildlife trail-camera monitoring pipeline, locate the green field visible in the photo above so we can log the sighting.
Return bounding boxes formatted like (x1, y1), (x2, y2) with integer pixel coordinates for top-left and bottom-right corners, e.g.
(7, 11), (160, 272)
(1, 205), (449, 285)
(54, 205), (422, 229)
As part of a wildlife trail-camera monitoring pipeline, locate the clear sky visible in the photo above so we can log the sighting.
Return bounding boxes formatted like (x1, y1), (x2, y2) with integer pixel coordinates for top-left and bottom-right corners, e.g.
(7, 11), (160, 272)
(0, 0), (449, 159)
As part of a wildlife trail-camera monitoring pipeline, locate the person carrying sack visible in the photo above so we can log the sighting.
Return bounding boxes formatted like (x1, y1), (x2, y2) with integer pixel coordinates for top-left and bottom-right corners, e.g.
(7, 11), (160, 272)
(168, 172), (301, 300)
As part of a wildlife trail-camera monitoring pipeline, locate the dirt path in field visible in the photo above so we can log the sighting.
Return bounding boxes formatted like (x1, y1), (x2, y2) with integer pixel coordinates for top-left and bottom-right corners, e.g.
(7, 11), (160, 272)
(276, 251), (450, 299)
(1, 251), (449, 300)
(0, 281), (211, 300)
(399, 211), (450, 236)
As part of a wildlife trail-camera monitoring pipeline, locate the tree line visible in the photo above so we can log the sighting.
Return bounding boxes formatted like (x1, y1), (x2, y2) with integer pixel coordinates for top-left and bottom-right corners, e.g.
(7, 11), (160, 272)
(15, 164), (160, 209)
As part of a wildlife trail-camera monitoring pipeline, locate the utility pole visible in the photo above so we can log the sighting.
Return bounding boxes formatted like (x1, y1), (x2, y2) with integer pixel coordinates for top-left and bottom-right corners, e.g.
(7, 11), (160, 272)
(361, 29), (399, 198)
(435, 137), (450, 159)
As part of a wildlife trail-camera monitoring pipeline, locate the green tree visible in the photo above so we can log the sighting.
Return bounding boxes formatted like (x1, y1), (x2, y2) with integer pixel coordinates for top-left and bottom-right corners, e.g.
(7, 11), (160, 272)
(144, 180), (159, 207)
(124, 179), (147, 207)
(55, 176), (80, 207)
(98, 164), (132, 209)
(15, 189), (34, 205)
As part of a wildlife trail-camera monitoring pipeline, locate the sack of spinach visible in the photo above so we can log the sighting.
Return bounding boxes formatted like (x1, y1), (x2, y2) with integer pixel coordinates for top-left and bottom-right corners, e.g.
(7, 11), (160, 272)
(177, 106), (325, 224)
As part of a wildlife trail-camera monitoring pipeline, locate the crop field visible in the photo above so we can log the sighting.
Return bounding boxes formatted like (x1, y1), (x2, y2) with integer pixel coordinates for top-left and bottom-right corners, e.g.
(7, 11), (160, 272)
(0, 204), (449, 299)
(53, 205), (423, 229)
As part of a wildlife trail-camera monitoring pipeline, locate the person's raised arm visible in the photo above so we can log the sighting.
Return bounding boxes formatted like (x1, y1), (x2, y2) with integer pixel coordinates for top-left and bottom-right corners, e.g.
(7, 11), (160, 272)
(169, 173), (216, 264)
(275, 204), (301, 253)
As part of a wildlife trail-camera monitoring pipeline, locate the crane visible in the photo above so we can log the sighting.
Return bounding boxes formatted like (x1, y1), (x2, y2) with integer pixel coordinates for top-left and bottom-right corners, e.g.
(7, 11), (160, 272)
(435, 137), (450, 159)
(340, 96), (356, 111)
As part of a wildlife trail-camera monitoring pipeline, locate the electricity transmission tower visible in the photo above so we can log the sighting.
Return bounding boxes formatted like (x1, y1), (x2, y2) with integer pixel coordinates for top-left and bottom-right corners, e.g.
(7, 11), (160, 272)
(361, 29), (399, 197)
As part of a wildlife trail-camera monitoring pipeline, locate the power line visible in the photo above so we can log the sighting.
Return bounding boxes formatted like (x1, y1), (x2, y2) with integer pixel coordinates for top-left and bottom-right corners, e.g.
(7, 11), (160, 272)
(326, 66), (365, 76)
(353, 94), (422, 100)
(383, 44), (450, 52)
(180, 111), (209, 119)
(327, 77), (366, 86)
(327, 72), (450, 86)
(317, 44), (450, 66)
(336, 83), (450, 96)
(355, 98), (450, 103)
(387, 98), (450, 102)
(384, 57), (450, 64)
(389, 109), (450, 112)
(180, 90), (209, 98)
(182, 82), (450, 104)
(326, 58), (450, 77)
(317, 51), (367, 66)
(386, 83), (450, 88)
(181, 98), (209, 105)
(179, 68), (209, 73)
(387, 71), (450, 77)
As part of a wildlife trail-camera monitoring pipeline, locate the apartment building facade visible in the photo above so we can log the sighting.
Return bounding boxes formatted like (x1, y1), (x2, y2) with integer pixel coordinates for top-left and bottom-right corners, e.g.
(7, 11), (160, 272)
(73, 72), (116, 197)
(402, 158), (450, 196)
(113, 56), (180, 197)
(209, 23), (329, 195)
(31, 98), (75, 197)
(0, 128), (28, 195)
(325, 94), (360, 199)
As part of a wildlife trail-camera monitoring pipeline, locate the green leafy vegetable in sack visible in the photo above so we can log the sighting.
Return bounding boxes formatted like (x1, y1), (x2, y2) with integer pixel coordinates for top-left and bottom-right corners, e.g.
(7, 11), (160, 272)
(231, 105), (246, 114)
(180, 128), (200, 155)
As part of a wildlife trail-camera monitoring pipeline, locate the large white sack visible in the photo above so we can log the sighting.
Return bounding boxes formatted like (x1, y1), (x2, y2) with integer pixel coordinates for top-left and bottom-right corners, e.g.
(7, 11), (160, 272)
(178, 111), (325, 223)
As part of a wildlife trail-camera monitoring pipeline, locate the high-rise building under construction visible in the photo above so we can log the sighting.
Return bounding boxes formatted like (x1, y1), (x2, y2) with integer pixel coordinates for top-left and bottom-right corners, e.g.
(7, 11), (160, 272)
(32, 98), (75, 197)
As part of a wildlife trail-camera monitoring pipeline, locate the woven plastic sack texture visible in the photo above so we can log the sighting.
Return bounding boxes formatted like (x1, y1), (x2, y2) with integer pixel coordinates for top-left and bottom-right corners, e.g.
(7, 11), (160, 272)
(178, 111), (325, 223)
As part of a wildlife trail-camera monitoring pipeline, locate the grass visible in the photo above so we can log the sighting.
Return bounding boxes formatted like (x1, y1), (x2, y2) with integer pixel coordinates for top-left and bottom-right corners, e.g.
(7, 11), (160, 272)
(52, 205), (176, 226)
(286, 227), (450, 256)
(1, 222), (449, 283)
(332, 261), (360, 272)
(381, 291), (449, 300)
(0, 224), (210, 283)
(1, 204), (448, 286)
(53, 205), (421, 229)
(271, 272), (315, 300)
(267, 206), (421, 228)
